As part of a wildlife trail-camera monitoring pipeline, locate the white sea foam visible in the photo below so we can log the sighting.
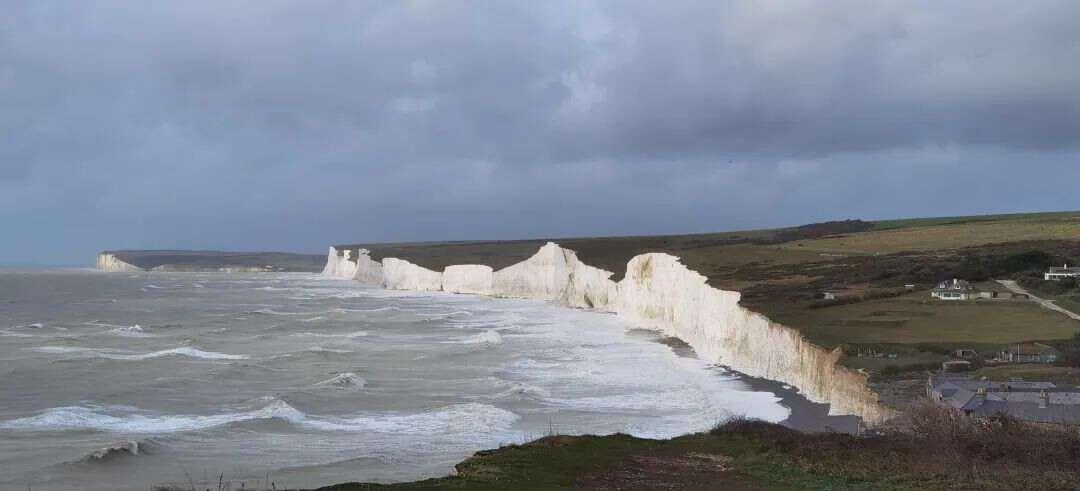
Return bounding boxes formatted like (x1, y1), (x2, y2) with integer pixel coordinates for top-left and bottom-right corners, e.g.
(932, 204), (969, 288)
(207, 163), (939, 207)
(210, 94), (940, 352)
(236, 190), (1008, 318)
(290, 331), (369, 339)
(107, 324), (151, 337)
(30, 346), (246, 360)
(456, 330), (503, 347)
(100, 347), (248, 361)
(315, 373), (367, 390)
(0, 401), (518, 436)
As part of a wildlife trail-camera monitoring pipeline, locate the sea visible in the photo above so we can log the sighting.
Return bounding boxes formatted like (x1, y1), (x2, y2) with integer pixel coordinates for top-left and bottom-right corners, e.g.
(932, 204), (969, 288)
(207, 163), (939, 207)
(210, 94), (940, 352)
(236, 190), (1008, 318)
(0, 269), (840, 490)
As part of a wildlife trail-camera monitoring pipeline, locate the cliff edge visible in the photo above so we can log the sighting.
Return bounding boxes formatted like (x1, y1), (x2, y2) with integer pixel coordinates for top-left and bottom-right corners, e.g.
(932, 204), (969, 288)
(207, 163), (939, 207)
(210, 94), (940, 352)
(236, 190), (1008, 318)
(322, 242), (895, 426)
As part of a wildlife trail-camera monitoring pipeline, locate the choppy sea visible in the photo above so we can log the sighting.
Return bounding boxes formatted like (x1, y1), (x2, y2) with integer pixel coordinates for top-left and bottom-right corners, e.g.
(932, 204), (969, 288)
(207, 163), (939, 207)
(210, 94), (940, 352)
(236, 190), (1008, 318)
(0, 269), (795, 490)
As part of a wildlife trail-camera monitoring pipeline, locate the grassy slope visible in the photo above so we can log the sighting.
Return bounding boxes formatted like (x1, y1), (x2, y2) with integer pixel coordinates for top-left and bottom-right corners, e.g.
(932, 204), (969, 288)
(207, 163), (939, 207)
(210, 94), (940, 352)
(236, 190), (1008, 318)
(315, 413), (1080, 491)
(108, 250), (326, 272)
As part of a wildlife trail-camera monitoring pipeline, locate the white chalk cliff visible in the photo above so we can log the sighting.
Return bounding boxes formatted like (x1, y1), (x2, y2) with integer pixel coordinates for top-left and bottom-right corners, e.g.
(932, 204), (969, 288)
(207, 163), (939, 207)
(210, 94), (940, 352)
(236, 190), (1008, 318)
(96, 253), (143, 272)
(323, 246), (384, 286)
(322, 242), (894, 425)
(442, 265), (495, 295)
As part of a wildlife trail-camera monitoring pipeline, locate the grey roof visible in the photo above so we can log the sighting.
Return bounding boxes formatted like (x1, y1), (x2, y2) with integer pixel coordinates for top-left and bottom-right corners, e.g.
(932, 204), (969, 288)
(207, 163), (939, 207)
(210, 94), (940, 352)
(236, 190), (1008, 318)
(933, 278), (975, 292)
(970, 400), (1080, 424)
(930, 373), (1080, 424)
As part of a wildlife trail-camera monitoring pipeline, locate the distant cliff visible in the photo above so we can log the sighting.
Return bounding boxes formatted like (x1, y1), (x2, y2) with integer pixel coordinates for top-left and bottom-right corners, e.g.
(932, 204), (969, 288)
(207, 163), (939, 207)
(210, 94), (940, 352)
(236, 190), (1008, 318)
(323, 243), (896, 426)
(96, 250), (324, 273)
(96, 253), (144, 272)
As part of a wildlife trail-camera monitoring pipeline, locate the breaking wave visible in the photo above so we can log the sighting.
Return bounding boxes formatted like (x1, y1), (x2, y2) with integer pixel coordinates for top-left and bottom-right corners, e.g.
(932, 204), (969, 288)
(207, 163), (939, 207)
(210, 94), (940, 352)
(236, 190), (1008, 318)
(314, 373), (367, 390)
(101, 347), (248, 361)
(81, 439), (162, 462)
(289, 331), (369, 339)
(1, 401), (518, 435)
(30, 346), (247, 361)
(456, 330), (503, 347)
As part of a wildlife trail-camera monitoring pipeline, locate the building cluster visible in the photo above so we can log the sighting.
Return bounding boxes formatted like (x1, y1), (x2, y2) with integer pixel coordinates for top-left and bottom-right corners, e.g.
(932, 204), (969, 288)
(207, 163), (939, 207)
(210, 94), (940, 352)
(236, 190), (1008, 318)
(928, 373), (1080, 425)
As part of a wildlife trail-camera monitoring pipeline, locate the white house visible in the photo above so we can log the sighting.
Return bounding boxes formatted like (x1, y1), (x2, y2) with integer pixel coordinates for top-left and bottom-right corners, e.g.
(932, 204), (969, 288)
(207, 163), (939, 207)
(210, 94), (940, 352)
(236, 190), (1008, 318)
(931, 278), (976, 300)
(1045, 264), (1080, 281)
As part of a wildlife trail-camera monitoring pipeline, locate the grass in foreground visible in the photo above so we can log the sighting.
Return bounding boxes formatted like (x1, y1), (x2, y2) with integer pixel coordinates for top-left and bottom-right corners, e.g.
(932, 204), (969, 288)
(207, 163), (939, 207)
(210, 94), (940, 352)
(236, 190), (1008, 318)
(314, 404), (1080, 490)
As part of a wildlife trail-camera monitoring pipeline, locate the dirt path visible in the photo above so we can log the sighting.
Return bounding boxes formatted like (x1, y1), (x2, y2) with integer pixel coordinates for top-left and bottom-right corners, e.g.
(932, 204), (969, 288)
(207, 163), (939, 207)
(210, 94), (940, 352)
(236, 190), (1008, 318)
(996, 280), (1080, 321)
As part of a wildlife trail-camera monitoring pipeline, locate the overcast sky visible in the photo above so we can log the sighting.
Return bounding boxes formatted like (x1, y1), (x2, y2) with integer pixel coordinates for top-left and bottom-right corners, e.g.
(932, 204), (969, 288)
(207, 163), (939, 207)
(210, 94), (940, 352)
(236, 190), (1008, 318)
(2, 1), (1079, 265)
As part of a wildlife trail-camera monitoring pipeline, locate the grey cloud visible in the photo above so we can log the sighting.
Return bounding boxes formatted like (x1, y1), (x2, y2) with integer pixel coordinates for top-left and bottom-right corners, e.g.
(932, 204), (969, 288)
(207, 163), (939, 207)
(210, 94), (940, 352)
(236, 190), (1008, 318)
(1, 1), (1079, 265)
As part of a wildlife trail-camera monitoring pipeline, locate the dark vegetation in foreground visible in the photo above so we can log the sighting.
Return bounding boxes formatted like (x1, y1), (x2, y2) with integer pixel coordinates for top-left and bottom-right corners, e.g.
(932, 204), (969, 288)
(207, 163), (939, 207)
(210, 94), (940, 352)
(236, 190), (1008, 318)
(107, 250), (326, 272)
(313, 404), (1080, 490)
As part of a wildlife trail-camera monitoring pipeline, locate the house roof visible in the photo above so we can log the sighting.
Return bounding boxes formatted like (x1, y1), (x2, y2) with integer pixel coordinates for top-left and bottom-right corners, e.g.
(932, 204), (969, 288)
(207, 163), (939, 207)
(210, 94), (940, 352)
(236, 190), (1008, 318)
(969, 400), (1080, 424)
(933, 278), (974, 291)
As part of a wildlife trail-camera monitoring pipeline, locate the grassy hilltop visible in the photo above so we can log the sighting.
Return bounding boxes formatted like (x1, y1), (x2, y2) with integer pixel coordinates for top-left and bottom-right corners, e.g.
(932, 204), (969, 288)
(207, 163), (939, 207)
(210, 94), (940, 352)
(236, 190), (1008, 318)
(104, 250), (326, 272)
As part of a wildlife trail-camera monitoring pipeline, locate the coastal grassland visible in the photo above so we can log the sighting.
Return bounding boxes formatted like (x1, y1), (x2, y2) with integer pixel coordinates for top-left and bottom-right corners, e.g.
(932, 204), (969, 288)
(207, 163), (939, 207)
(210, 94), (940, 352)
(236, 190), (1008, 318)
(315, 407), (1080, 490)
(108, 250), (326, 272)
(780, 212), (1080, 255)
(973, 364), (1080, 387)
(766, 292), (1080, 346)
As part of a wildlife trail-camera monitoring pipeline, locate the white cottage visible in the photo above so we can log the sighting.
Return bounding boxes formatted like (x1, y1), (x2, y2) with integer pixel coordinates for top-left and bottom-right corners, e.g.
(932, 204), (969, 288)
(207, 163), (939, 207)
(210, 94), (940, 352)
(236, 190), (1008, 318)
(931, 278), (976, 300)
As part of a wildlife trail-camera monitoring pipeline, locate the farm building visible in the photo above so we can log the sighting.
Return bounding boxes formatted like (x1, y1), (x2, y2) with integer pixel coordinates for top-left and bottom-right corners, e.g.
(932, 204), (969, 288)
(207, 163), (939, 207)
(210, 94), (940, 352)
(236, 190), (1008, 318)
(931, 279), (977, 300)
(999, 343), (1059, 364)
(1045, 264), (1080, 281)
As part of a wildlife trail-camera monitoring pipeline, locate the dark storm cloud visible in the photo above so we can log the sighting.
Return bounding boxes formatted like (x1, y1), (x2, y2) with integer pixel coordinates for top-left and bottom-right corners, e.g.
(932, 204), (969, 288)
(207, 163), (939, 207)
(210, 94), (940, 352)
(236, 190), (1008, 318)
(1, 1), (1079, 265)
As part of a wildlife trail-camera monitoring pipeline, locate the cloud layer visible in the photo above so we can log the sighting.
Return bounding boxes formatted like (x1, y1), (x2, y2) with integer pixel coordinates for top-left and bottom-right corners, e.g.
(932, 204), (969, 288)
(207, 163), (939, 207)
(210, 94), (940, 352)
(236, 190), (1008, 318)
(2, 1), (1079, 264)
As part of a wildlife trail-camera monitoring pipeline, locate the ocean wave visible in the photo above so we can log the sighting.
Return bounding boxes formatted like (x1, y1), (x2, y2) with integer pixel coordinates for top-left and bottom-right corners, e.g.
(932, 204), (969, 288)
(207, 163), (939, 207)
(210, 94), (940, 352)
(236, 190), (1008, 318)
(1, 401), (518, 436)
(417, 310), (473, 320)
(82, 439), (161, 462)
(265, 346), (353, 360)
(454, 330), (503, 347)
(30, 346), (247, 361)
(315, 373), (367, 390)
(101, 347), (248, 361)
(495, 383), (550, 400)
(334, 306), (401, 313)
(289, 331), (369, 339)
(106, 324), (152, 337)
(246, 309), (313, 316)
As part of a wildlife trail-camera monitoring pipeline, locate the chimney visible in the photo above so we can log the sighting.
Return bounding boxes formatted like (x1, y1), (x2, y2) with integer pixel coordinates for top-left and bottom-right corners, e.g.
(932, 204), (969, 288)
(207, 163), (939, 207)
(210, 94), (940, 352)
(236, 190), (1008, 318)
(1040, 390), (1049, 409)
(976, 387), (987, 405)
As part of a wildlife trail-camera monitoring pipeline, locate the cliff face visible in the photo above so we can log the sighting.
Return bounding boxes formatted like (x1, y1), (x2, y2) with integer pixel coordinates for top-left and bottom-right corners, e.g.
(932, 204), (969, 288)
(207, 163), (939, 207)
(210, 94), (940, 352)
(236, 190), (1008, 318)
(383, 258), (442, 291)
(442, 265), (495, 295)
(322, 247), (359, 278)
(320, 242), (894, 426)
(323, 247), (384, 285)
(96, 253), (143, 272)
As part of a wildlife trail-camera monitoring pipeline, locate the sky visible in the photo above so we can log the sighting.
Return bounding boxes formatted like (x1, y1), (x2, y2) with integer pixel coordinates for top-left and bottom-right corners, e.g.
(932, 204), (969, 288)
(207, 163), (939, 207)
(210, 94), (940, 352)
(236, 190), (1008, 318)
(2, 1), (1079, 265)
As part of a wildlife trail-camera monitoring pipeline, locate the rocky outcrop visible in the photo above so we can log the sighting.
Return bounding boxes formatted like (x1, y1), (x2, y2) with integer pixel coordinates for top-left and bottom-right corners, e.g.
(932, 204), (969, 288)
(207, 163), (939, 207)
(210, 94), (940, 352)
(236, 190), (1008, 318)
(383, 258), (442, 291)
(323, 247), (384, 285)
(442, 265), (495, 295)
(321, 241), (895, 426)
(96, 253), (143, 272)
(322, 247), (359, 279)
